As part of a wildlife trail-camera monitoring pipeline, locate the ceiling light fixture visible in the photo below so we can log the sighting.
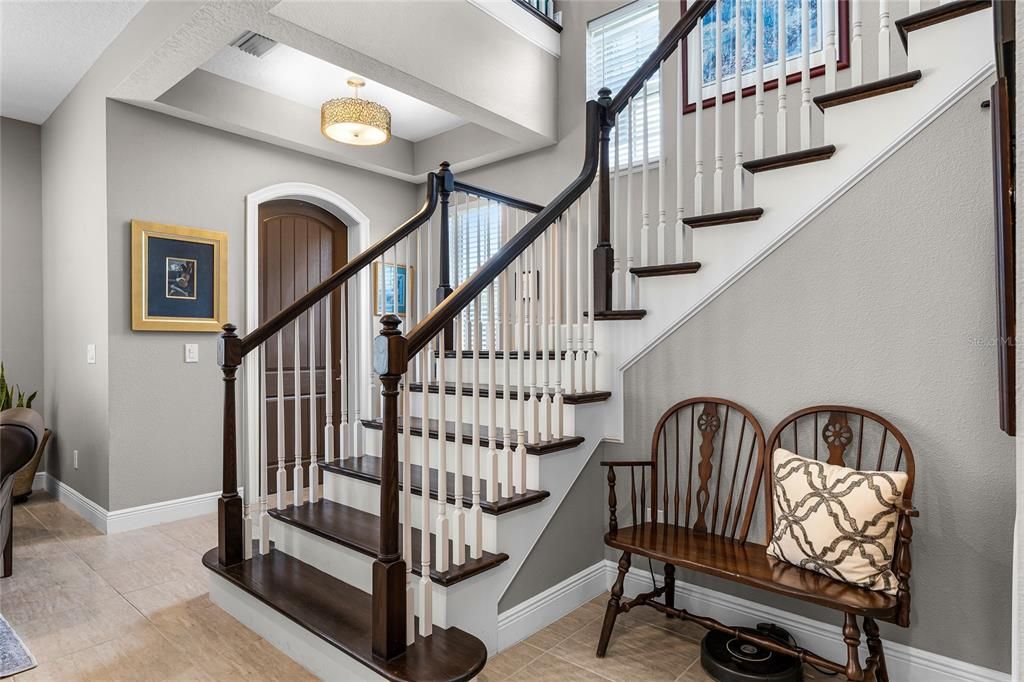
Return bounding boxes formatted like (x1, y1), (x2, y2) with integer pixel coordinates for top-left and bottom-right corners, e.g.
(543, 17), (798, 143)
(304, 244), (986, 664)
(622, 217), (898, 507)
(321, 77), (391, 146)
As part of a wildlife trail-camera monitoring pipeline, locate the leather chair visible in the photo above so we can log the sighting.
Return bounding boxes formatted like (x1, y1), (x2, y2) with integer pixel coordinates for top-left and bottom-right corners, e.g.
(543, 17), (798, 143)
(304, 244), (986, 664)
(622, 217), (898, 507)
(1, 408), (43, 577)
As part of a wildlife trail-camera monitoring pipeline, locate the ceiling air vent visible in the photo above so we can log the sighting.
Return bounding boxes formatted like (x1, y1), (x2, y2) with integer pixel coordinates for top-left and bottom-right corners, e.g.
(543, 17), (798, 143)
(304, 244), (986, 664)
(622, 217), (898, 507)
(230, 31), (278, 58)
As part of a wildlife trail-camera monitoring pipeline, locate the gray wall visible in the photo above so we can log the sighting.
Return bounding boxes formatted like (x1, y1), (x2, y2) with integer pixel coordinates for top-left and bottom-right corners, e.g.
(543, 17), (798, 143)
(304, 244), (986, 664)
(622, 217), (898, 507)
(104, 101), (420, 511)
(593, 80), (1011, 672)
(1, 117), (44, 427)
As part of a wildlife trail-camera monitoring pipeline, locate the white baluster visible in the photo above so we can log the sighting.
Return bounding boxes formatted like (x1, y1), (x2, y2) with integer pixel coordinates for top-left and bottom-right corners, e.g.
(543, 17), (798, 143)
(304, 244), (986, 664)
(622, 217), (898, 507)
(487, 285), (500, 502)
(777, 0), (788, 154)
(471, 272), (484, 557)
(587, 190), (597, 392)
(259, 347), (270, 555)
(800, 0), (811, 150)
(713, 3), (724, 213)
(452, 309), (466, 566)
(276, 333), (286, 509)
(293, 317), (303, 508)
(553, 218), (564, 439)
(851, 0), (863, 86)
(540, 228), (552, 441)
(402, 366), (414, 646)
(734, 0), (744, 209)
(824, 0), (836, 93)
(625, 99), (635, 305)
(567, 205), (577, 396)
(324, 298), (334, 464)
(308, 303), (319, 504)
(501, 212), (514, 498)
(516, 240), (528, 494)
(339, 283), (349, 460)
(878, 0), (891, 79)
(755, 0), (765, 159)
(641, 82), (651, 268)
(675, 46), (687, 264)
(528, 241), (540, 444)
(418, 350), (432, 637)
(612, 112), (622, 309)
(578, 191), (589, 392)
(657, 62), (667, 266)
(435, 331), (450, 574)
(695, 25), (706, 217)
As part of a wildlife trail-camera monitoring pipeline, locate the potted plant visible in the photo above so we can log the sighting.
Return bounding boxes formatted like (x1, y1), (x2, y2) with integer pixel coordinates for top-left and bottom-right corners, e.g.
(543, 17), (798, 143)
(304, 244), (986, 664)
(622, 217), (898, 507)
(0, 364), (49, 502)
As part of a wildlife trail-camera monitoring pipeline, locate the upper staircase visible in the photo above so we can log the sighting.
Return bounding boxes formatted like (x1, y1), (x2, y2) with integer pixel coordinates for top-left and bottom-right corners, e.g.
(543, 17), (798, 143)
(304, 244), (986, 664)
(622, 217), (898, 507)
(203, 1), (1005, 679)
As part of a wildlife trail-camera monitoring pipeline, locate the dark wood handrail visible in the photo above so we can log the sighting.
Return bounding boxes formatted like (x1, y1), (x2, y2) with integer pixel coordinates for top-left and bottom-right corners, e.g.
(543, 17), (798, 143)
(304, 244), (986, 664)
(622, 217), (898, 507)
(452, 180), (545, 213)
(608, 0), (714, 116)
(239, 173), (440, 356)
(406, 98), (605, 358)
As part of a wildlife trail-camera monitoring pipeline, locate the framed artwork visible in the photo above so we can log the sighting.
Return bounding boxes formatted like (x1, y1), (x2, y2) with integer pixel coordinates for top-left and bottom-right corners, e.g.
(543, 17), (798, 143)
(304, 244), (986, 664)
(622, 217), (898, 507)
(131, 220), (228, 332)
(372, 262), (413, 317)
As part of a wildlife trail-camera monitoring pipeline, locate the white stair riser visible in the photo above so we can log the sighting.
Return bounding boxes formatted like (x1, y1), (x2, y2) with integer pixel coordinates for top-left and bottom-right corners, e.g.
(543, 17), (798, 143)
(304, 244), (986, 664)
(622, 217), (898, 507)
(408, 390), (578, 435)
(362, 428), (545, 490)
(322, 469), (500, 553)
(436, 355), (587, 389)
(268, 517), (451, 627)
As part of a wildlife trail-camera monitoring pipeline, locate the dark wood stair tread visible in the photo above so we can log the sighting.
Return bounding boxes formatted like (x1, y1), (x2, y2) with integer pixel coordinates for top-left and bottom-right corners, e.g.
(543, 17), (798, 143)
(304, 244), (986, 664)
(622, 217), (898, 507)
(588, 309), (647, 320)
(322, 455), (550, 515)
(813, 71), (922, 111)
(408, 381), (611, 405)
(361, 416), (585, 455)
(629, 262), (702, 278)
(202, 548), (487, 681)
(895, 0), (990, 50)
(742, 145), (836, 173)
(435, 350), (567, 359)
(683, 208), (763, 228)
(268, 499), (508, 586)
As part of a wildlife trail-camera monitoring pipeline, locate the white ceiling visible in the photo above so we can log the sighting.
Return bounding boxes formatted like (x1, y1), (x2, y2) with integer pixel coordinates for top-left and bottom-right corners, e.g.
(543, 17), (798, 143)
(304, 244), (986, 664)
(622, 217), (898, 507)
(200, 42), (466, 143)
(0, 0), (145, 124)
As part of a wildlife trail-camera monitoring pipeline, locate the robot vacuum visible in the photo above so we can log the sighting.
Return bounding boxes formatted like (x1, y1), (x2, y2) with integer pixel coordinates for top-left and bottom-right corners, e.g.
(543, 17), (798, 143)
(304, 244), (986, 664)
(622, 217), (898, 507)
(700, 624), (804, 682)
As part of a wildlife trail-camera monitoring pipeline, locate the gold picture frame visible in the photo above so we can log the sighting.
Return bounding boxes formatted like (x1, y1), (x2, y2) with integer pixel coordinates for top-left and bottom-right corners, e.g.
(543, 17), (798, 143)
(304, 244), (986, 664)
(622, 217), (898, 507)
(131, 220), (228, 332)
(371, 262), (414, 317)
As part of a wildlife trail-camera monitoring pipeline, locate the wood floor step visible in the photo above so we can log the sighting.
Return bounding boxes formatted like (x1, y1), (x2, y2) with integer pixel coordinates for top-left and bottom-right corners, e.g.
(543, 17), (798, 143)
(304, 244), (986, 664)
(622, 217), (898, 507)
(742, 145), (836, 174)
(408, 381), (611, 405)
(814, 71), (922, 112)
(683, 208), (763, 228)
(895, 0), (990, 50)
(434, 350), (567, 359)
(629, 262), (702, 278)
(589, 309), (647, 320)
(360, 416), (584, 455)
(202, 549), (487, 681)
(322, 455), (550, 515)
(268, 499), (508, 586)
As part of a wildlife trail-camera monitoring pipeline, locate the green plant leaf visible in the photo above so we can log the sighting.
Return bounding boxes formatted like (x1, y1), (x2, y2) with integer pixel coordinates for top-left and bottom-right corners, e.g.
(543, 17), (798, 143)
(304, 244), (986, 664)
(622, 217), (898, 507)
(25, 391), (37, 409)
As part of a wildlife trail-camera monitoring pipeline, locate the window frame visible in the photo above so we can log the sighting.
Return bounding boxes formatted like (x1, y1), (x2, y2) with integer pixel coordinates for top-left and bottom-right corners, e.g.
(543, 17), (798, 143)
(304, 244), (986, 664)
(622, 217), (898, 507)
(680, 0), (850, 114)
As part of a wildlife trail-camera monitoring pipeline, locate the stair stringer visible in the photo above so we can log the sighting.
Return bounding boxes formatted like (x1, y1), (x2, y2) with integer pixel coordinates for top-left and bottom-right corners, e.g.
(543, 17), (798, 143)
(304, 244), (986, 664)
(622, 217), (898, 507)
(593, 8), (995, 449)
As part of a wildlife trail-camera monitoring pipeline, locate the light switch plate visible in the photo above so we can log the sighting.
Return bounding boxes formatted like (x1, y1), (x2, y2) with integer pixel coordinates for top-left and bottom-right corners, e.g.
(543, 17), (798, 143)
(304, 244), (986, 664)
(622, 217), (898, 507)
(184, 344), (199, 363)
(86, 344), (96, 364)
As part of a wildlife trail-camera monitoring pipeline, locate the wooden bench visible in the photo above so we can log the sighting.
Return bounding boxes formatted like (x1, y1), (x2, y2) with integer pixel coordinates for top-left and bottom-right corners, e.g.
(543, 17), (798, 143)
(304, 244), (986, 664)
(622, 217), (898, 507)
(597, 398), (917, 682)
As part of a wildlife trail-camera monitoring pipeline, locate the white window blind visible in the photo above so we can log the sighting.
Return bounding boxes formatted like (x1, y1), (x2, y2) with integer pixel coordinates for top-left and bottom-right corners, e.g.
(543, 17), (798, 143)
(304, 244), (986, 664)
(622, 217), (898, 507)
(587, 0), (661, 165)
(456, 200), (503, 348)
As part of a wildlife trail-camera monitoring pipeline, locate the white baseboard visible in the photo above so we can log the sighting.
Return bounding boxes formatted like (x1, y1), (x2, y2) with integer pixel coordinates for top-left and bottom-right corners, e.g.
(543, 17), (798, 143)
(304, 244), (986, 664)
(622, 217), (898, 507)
(605, 560), (1008, 682)
(38, 473), (227, 534)
(496, 561), (609, 651)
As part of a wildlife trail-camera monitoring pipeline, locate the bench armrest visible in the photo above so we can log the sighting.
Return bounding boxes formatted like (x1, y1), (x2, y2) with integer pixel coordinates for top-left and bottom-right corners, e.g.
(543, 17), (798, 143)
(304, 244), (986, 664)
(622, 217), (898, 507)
(600, 460), (653, 467)
(895, 499), (920, 517)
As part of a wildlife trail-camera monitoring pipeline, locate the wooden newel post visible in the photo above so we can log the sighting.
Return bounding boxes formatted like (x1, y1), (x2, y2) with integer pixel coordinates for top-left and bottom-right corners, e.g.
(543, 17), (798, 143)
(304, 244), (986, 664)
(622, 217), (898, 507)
(594, 88), (615, 313)
(371, 313), (408, 660)
(217, 323), (244, 567)
(436, 161), (456, 351)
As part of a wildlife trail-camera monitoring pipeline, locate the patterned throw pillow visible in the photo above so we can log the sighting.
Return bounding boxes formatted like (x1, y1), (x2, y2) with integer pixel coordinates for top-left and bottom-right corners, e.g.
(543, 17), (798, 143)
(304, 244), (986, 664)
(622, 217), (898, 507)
(767, 448), (908, 594)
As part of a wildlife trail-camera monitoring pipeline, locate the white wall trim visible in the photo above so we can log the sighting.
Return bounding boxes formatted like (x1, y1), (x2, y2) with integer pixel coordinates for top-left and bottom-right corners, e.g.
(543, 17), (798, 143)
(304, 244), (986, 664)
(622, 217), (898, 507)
(242, 182), (372, 521)
(39, 473), (237, 535)
(603, 560), (1008, 682)
(465, 0), (561, 58)
(619, 62), (997, 372)
(496, 561), (609, 651)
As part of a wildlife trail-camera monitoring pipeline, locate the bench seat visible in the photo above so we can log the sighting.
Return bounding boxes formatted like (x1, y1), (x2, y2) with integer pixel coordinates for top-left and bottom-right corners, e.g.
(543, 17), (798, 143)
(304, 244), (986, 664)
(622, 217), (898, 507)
(606, 523), (899, 619)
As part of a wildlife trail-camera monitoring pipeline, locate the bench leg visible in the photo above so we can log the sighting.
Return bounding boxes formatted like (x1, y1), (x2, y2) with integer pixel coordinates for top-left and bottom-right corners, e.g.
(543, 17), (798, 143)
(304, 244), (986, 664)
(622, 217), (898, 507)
(597, 552), (631, 657)
(663, 563), (675, 615)
(842, 613), (865, 680)
(863, 617), (889, 682)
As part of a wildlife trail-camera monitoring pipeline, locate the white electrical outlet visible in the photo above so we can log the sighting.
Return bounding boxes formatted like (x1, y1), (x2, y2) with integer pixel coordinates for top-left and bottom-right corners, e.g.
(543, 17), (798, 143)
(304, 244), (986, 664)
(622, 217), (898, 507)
(86, 344), (96, 364)
(184, 344), (199, 363)
(73, 450), (79, 469)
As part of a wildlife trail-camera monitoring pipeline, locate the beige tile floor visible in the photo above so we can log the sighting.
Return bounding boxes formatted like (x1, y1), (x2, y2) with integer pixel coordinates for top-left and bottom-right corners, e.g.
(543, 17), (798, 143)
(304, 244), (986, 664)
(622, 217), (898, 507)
(3, 493), (839, 681)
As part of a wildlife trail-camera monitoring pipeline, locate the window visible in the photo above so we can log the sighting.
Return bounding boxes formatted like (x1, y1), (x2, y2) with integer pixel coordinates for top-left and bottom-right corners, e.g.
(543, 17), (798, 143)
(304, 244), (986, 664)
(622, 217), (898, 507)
(456, 199), (503, 348)
(685, 0), (845, 108)
(587, 0), (660, 166)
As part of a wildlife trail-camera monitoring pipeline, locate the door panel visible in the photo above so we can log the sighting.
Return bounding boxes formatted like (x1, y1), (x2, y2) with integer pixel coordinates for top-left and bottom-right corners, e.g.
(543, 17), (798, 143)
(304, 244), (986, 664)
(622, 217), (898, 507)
(259, 200), (347, 494)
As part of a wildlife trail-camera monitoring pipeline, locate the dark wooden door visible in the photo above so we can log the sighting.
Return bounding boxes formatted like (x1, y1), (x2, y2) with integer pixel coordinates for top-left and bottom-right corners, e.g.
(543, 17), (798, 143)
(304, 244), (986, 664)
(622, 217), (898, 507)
(260, 200), (347, 494)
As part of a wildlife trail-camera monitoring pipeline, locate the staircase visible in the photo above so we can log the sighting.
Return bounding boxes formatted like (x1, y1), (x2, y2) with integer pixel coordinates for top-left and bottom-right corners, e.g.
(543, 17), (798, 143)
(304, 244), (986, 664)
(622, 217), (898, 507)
(202, 1), (1000, 679)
